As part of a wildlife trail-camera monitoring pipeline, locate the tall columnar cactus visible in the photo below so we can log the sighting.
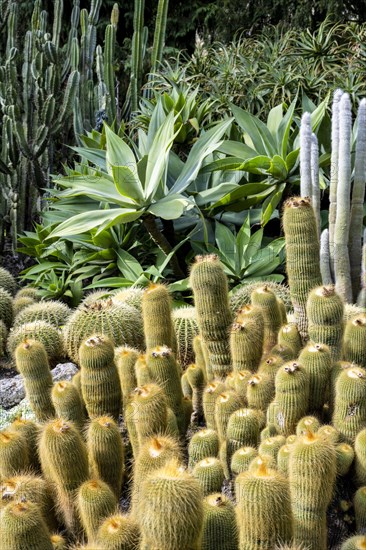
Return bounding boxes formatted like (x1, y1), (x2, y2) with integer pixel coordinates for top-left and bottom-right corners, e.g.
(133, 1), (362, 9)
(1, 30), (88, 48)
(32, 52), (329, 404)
(329, 89), (343, 274)
(0, 501), (53, 550)
(186, 363), (205, 420)
(277, 323), (302, 357)
(51, 380), (85, 430)
(172, 306), (199, 368)
(226, 408), (260, 467)
(190, 255), (233, 378)
(349, 99), (366, 300)
(0, 429), (29, 478)
(358, 229), (366, 307)
(139, 459), (204, 549)
(130, 383), (168, 445)
(320, 229), (333, 285)
(306, 285), (344, 361)
(214, 391), (243, 442)
(235, 456), (293, 549)
(289, 431), (336, 550)
(230, 306), (264, 372)
(333, 366), (366, 442)
(9, 417), (40, 471)
(298, 343), (332, 413)
(96, 514), (141, 550)
(76, 479), (117, 543)
(142, 284), (175, 352)
(115, 346), (139, 406)
(15, 339), (55, 422)
(283, 197), (322, 341)
(201, 493), (238, 550)
(192, 457), (225, 496)
(354, 429), (366, 486)
(251, 286), (282, 353)
(188, 429), (220, 470)
(246, 373), (275, 412)
(343, 315), (366, 368)
(79, 335), (122, 420)
(300, 112), (312, 197)
(311, 133), (321, 238)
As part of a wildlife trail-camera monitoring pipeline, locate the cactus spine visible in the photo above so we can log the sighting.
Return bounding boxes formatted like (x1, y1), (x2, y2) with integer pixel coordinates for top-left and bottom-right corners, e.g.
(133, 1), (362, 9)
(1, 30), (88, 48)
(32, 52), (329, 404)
(251, 286), (282, 353)
(192, 457), (225, 496)
(51, 380), (84, 430)
(298, 343), (332, 413)
(0, 430), (29, 478)
(230, 306), (264, 372)
(142, 284), (175, 351)
(0, 501), (53, 550)
(188, 429), (219, 470)
(96, 514), (141, 549)
(77, 479), (117, 542)
(201, 493), (238, 550)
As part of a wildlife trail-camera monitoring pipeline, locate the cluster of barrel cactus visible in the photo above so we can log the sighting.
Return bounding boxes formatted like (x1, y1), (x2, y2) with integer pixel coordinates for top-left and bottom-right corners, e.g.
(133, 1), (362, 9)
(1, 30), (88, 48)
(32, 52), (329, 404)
(0, 190), (366, 549)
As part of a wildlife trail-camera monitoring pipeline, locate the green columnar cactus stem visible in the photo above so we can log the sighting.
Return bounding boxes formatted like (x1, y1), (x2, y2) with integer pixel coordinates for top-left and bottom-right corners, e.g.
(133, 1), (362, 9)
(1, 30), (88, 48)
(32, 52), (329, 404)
(0, 267), (16, 295)
(260, 424), (278, 441)
(166, 407), (179, 439)
(289, 431), (336, 550)
(215, 391), (243, 442)
(355, 429), (366, 485)
(0, 474), (56, 529)
(77, 479), (117, 542)
(258, 354), (284, 382)
(192, 457), (225, 495)
(246, 373), (274, 411)
(230, 308), (264, 372)
(251, 286), (282, 354)
(130, 436), (182, 519)
(335, 93), (353, 303)
(329, 89), (343, 276)
(231, 447), (258, 476)
(354, 487), (366, 531)
(0, 287), (13, 328)
(277, 444), (292, 476)
(258, 435), (286, 462)
(86, 416), (124, 498)
(186, 363), (205, 419)
(173, 307), (199, 368)
(15, 340), (55, 422)
(135, 354), (151, 386)
(311, 133), (321, 238)
(341, 536), (366, 550)
(336, 443), (354, 476)
(150, 0), (169, 75)
(104, 24), (116, 123)
(182, 396), (193, 435)
(193, 334), (209, 381)
(130, 0), (145, 112)
(125, 401), (140, 458)
(0, 430), (29, 478)
(235, 456), (293, 549)
(130, 383), (168, 446)
(203, 380), (226, 430)
(358, 229), (366, 307)
(142, 284), (175, 351)
(300, 112), (312, 197)
(343, 315), (366, 368)
(234, 370), (251, 401)
(225, 372), (236, 391)
(329, 361), (353, 415)
(277, 298), (288, 325)
(51, 381), (84, 431)
(332, 366), (366, 442)
(277, 324), (302, 357)
(9, 417), (39, 471)
(181, 371), (193, 398)
(272, 362), (310, 436)
(139, 459), (204, 550)
(295, 416), (320, 436)
(283, 197), (322, 341)
(188, 429), (219, 470)
(307, 285), (344, 361)
(146, 346), (184, 428)
(298, 343), (332, 413)
(349, 101), (366, 299)
(201, 493), (238, 550)
(115, 346), (139, 406)
(96, 514), (141, 549)
(38, 418), (88, 533)
(226, 408), (260, 468)
(270, 343), (295, 361)
(190, 255), (233, 378)
(320, 229), (333, 285)
(79, 335), (121, 421)
(0, 501), (53, 550)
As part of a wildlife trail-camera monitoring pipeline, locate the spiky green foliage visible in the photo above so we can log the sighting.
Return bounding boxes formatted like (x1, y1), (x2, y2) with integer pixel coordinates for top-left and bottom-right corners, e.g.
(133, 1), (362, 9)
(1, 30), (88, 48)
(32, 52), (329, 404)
(230, 306), (264, 372)
(298, 343), (332, 413)
(247, 373), (275, 411)
(142, 284), (175, 351)
(79, 335), (121, 421)
(64, 299), (144, 364)
(172, 306), (199, 367)
(39, 418), (89, 533)
(231, 281), (292, 314)
(271, 362), (310, 436)
(235, 456), (293, 549)
(0, 267), (16, 295)
(343, 315), (366, 368)
(332, 366), (366, 442)
(139, 459), (204, 550)
(51, 381), (84, 430)
(251, 286), (283, 353)
(0, 501), (53, 550)
(306, 285), (344, 360)
(8, 321), (64, 364)
(130, 383), (168, 445)
(15, 340), (55, 422)
(192, 457), (225, 495)
(0, 429), (29, 478)
(188, 429), (219, 470)
(14, 300), (71, 328)
(283, 197), (322, 340)
(115, 346), (139, 406)
(0, 287), (13, 328)
(130, 436), (182, 519)
(77, 479), (117, 542)
(215, 391), (243, 442)
(190, 255), (233, 378)
(96, 514), (141, 550)
(86, 416), (124, 499)
(289, 431), (337, 550)
(231, 446), (258, 476)
(202, 493), (238, 550)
